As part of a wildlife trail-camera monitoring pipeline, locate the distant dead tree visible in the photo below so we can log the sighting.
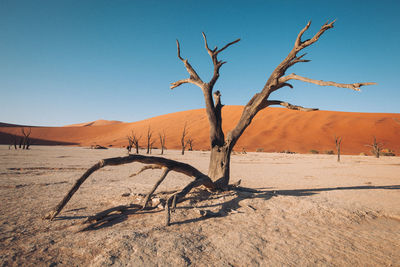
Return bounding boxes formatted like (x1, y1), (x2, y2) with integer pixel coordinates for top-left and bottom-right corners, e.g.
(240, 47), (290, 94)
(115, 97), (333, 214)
(146, 126), (155, 154)
(18, 135), (23, 149)
(127, 130), (141, 154)
(127, 138), (132, 153)
(45, 21), (376, 226)
(366, 136), (383, 158)
(159, 130), (166, 155)
(187, 138), (194, 151)
(181, 123), (189, 155)
(22, 128), (32, 149)
(9, 134), (18, 150)
(334, 135), (342, 162)
(9, 128), (32, 150)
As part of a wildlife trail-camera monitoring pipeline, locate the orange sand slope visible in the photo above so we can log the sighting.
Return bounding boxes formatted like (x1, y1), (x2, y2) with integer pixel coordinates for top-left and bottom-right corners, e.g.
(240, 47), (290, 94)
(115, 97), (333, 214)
(1, 106), (399, 154)
(64, 119), (122, 127)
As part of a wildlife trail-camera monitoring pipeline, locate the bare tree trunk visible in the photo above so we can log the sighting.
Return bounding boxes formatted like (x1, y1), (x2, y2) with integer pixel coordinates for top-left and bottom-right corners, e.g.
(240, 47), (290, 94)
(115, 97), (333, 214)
(187, 138), (193, 151)
(367, 136), (382, 158)
(127, 138), (132, 153)
(181, 123), (188, 155)
(208, 145), (232, 188)
(135, 143), (139, 154)
(26, 138), (31, 150)
(127, 130), (141, 154)
(146, 126), (152, 154)
(9, 134), (18, 150)
(159, 131), (166, 155)
(149, 141), (155, 154)
(335, 136), (342, 162)
(21, 128), (32, 150)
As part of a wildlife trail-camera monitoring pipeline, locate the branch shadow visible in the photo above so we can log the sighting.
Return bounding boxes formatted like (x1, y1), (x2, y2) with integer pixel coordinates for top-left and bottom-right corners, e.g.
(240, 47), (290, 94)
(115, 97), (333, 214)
(66, 184), (400, 230)
(79, 204), (163, 231)
(170, 184), (400, 226)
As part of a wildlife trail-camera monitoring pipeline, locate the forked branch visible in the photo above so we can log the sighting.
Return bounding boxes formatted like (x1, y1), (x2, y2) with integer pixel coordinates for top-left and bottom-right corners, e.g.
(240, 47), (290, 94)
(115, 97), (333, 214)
(202, 32), (240, 87)
(295, 20), (336, 51)
(171, 33), (240, 147)
(219, 20), (375, 151)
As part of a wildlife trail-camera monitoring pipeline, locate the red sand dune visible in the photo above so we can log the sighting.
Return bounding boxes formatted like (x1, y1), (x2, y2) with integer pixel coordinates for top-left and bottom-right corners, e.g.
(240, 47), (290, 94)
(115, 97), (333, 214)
(64, 119), (122, 127)
(1, 106), (399, 155)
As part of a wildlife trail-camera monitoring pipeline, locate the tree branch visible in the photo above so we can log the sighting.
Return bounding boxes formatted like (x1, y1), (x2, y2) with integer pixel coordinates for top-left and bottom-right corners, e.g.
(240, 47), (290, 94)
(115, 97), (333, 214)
(129, 165), (162, 177)
(170, 40), (204, 89)
(296, 20), (336, 51)
(295, 21), (311, 47)
(280, 73), (377, 91)
(266, 100), (319, 112)
(215, 38), (241, 56)
(202, 32), (240, 88)
(170, 78), (192, 89)
(227, 20), (375, 149)
(142, 168), (170, 209)
(44, 154), (214, 221)
(165, 176), (210, 226)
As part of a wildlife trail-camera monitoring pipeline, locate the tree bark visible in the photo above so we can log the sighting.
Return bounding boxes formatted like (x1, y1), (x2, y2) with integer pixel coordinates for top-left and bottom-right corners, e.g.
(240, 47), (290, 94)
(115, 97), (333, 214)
(208, 144), (232, 188)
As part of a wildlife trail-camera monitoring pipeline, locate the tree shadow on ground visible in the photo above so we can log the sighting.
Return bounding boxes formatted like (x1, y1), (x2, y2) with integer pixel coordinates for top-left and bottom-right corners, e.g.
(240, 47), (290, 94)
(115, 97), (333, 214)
(77, 184), (400, 230)
(171, 184), (400, 226)
(78, 204), (162, 231)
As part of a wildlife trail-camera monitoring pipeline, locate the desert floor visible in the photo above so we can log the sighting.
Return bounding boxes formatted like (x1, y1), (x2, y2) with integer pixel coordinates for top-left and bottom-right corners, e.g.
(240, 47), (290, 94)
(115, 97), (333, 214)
(0, 145), (399, 266)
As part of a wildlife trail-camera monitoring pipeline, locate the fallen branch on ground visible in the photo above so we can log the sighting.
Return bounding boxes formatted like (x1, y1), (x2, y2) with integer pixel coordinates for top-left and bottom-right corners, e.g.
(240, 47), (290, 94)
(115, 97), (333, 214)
(44, 154), (215, 225)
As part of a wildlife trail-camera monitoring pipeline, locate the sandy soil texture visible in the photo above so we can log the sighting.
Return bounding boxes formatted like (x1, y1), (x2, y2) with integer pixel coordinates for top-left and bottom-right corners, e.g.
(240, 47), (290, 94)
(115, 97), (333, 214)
(0, 145), (399, 266)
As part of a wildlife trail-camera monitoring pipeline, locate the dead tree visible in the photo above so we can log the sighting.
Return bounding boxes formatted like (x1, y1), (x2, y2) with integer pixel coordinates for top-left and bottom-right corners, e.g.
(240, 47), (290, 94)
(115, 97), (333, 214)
(366, 136), (383, 158)
(335, 135), (342, 162)
(181, 123), (188, 155)
(133, 132), (141, 154)
(187, 138), (194, 151)
(171, 20), (375, 188)
(45, 21), (375, 225)
(9, 128), (32, 150)
(127, 130), (141, 154)
(146, 126), (153, 154)
(149, 139), (155, 154)
(9, 134), (18, 150)
(127, 138), (132, 153)
(23, 128), (32, 150)
(159, 130), (166, 155)
(19, 135), (23, 149)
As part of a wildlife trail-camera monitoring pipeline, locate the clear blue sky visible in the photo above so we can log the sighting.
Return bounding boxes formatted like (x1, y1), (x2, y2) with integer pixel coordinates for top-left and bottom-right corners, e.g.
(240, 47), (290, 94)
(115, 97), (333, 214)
(1, 0), (399, 126)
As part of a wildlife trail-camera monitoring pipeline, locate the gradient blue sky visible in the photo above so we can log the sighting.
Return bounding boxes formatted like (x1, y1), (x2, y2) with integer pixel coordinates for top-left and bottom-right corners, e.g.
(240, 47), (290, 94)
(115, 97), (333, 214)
(1, 0), (399, 126)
